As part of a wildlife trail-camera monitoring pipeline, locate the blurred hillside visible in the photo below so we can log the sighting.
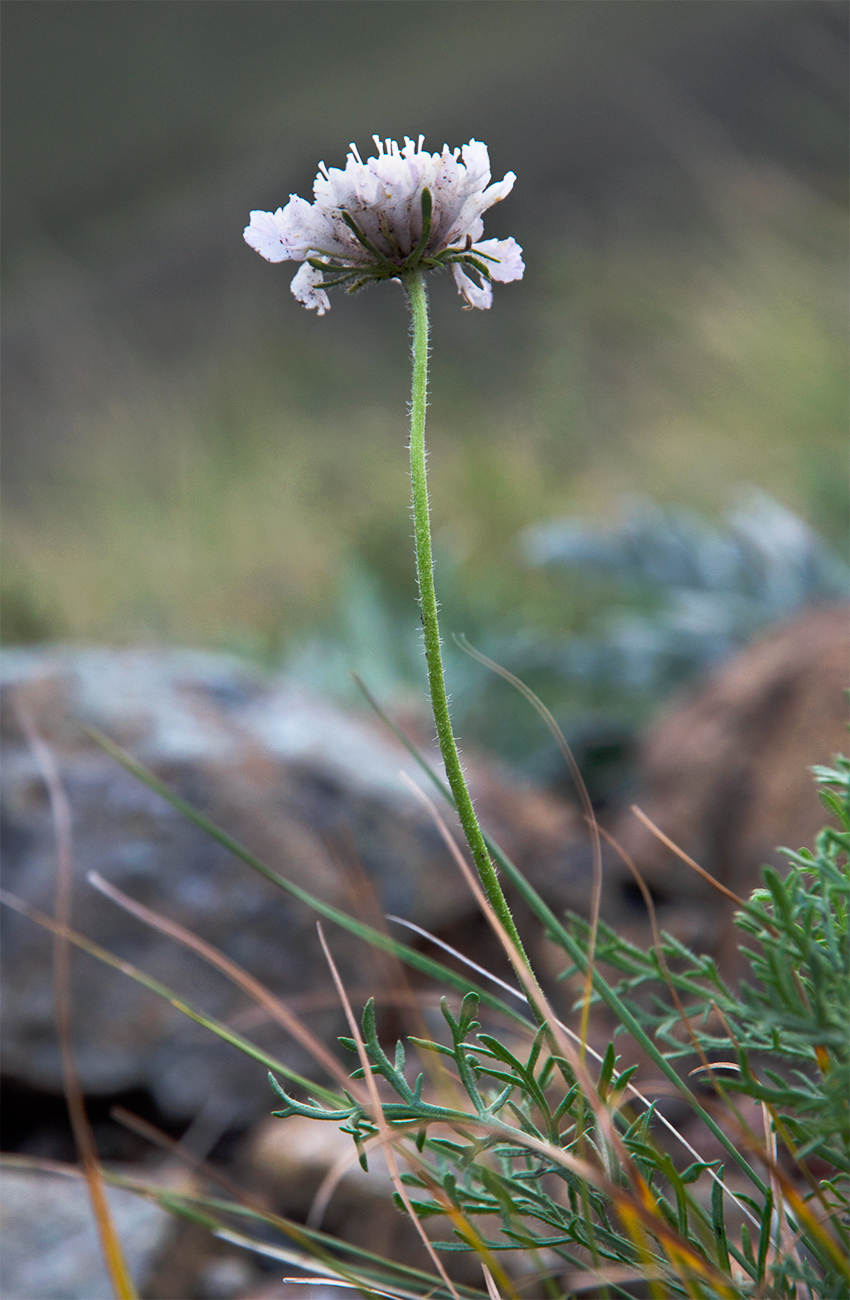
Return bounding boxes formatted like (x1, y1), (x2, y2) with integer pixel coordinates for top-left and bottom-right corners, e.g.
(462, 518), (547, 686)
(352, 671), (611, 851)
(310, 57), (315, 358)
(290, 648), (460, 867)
(2, 1), (847, 674)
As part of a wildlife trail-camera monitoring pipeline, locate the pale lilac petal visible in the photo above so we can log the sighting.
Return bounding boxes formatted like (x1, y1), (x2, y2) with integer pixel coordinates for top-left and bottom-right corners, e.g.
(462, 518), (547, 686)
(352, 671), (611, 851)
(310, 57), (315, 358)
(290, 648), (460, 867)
(290, 263), (331, 314)
(278, 194), (354, 259)
(244, 209), (294, 262)
(451, 263), (494, 310)
(448, 172), (516, 244)
(463, 216), (486, 245)
(245, 199), (351, 262)
(459, 140), (492, 190)
(474, 237), (524, 283)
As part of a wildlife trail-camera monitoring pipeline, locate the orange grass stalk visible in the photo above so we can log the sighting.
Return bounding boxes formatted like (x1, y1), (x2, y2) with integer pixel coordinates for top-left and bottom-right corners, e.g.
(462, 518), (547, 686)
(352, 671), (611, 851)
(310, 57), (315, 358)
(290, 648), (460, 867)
(13, 701), (139, 1300)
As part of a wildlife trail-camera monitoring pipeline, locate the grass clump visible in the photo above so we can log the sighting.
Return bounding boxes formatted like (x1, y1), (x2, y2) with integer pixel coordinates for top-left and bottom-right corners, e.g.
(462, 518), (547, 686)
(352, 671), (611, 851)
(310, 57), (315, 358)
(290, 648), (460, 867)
(256, 757), (849, 1298)
(14, 735), (842, 1298)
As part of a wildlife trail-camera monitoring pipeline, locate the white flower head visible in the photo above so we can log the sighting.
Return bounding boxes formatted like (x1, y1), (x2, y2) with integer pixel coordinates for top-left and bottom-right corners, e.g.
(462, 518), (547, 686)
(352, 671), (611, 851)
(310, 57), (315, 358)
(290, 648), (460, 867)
(244, 136), (524, 313)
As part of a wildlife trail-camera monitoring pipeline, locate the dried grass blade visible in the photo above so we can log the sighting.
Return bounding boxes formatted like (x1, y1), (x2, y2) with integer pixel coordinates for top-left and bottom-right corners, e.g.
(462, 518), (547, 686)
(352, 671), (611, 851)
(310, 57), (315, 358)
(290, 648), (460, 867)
(481, 1263), (504, 1300)
(281, 1278), (416, 1299)
(452, 635), (604, 1057)
(13, 700), (138, 1300)
(314, 922), (467, 1300)
(0, 889), (341, 1105)
(87, 870), (363, 1100)
(629, 806), (748, 908)
(84, 726), (528, 1026)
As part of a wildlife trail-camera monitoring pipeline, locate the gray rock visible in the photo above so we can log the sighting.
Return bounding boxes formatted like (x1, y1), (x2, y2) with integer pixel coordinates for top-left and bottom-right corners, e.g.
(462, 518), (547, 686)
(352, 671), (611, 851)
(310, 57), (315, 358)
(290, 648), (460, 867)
(0, 1167), (175, 1300)
(1, 646), (584, 1123)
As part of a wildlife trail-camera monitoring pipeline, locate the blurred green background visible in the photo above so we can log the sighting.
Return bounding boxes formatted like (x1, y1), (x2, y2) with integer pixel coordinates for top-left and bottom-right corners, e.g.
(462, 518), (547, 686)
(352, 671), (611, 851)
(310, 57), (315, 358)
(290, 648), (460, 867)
(2, 1), (847, 773)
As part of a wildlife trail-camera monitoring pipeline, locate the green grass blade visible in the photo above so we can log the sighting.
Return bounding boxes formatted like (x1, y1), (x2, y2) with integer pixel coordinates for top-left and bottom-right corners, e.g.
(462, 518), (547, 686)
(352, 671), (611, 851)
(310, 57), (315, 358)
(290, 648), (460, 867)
(0, 889), (344, 1106)
(710, 1172), (731, 1273)
(85, 729), (531, 1028)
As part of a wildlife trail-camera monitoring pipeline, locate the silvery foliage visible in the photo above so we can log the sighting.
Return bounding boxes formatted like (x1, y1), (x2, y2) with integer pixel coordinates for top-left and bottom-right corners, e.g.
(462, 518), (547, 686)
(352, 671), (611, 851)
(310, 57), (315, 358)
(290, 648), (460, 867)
(519, 488), (848, 693)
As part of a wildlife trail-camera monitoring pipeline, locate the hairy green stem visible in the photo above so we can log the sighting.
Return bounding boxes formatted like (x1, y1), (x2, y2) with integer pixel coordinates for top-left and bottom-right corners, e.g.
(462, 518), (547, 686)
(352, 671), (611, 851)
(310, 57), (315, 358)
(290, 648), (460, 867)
(403, 270), (529, 965)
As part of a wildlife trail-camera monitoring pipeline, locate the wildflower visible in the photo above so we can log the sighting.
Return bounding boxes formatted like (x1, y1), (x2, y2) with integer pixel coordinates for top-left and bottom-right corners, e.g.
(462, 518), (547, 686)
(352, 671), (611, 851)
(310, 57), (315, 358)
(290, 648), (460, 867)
(244, 136), (524, 313)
